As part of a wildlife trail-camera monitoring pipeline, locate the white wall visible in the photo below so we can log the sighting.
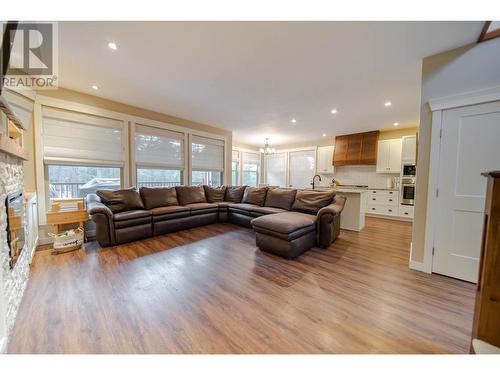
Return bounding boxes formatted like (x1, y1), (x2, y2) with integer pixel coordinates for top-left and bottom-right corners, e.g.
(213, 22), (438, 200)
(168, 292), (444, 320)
(412, 37), (500, 263)
(321, 165), (395, 189)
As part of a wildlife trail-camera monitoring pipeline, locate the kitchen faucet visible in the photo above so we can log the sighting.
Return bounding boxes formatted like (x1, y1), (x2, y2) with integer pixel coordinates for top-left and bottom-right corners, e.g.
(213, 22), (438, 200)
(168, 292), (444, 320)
(311, 174), (322, 190)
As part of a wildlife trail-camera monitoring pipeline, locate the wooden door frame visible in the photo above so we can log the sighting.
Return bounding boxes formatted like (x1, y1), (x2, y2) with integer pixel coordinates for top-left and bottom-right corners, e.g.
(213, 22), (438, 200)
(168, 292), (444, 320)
(422, 86), (500, 274)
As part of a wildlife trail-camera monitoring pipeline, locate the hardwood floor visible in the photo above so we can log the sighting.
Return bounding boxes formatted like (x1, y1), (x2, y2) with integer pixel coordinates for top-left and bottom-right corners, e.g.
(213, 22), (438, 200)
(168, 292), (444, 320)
(8, 217), (475, 353)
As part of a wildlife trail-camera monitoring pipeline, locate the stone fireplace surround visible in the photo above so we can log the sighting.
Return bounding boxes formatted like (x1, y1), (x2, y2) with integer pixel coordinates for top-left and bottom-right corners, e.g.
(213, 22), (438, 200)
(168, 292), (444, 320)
(0, 152), (33, 353)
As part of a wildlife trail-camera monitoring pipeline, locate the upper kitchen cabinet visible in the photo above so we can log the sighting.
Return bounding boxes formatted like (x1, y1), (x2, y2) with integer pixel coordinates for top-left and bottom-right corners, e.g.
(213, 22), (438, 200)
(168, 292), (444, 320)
(345, 133), (363, 165)
(333, 131), (379, 166)
(376, 138), (402, 173)
(317, 145), (334, 174)
(333, 135), (349, 166)
(401, 135), (417, 162)
(359, 131), (379, 164)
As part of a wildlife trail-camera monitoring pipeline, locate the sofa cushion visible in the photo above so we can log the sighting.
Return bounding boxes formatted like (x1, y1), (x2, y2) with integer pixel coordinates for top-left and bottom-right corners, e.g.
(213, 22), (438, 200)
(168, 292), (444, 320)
(175, 186), (207, 206)
(113, 209), (151, 221)
(139, 187), (178, 209)
(185, 202), (219, 211)
(228, 203), (259, 211)
(242, 187), (268, 206)
(264, 188), (297, 211)
(249, 206), (287, 215)
(292, 190), (335, 215)
(203, 185), (227, 203)
(150, 206), (189, 216)
(97, 188), (144, 213)
(251, 212), (316, 241)
(225, 186), (247, 203)
(151, 206), (190, 222)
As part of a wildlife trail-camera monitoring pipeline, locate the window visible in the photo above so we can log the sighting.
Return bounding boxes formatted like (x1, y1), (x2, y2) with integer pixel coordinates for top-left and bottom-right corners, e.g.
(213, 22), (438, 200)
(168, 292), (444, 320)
(289, 150), (315, 188)
(191, 135), (224, 186)
(191, 170), (222, 186)
(232, 150), (239, 185)
(42, 107), (125, 200)
(242, 152), (260, 187)
(42, 107), (124, 165)
(137, 168), (182, 188)
(135, 124), (184, 187)
(265, 152), (287, 187)
(48, 165), (121, 199)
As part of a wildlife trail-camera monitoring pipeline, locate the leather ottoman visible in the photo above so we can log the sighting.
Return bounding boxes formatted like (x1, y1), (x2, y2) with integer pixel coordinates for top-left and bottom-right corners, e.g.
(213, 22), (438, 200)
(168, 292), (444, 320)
(251, 212), (317, 259)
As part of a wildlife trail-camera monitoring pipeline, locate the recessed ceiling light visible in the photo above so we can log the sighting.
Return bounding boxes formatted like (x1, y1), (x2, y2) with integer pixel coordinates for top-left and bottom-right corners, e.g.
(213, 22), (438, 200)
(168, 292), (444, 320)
(384, 101), (392, 107)
(108, 42), (118, 50)
(91, 85), (99, 90)
(331, 109), (337, 114)
(322, 133), (327, 137)
(291, 118), (297, 123)
(393, 122), (399, 126)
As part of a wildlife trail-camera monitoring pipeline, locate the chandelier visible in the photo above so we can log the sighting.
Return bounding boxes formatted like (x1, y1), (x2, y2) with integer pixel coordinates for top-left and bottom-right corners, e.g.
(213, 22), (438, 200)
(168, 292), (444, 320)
(259, 138), (275, 155)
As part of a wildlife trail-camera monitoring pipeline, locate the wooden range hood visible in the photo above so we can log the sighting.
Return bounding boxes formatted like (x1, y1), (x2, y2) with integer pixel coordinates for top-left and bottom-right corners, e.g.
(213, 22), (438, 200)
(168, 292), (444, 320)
(332, 130), (379, 166)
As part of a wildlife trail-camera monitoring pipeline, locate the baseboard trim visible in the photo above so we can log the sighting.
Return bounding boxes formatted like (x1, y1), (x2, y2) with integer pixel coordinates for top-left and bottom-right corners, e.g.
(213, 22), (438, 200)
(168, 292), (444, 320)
(0, 336), (7, 354)
(409, 260), (427, 272)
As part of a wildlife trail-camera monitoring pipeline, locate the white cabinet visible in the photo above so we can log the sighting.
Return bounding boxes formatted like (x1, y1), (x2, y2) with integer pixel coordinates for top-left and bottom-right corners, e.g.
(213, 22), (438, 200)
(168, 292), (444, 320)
(376, 139), (402, 173)
(367, 189), (400, 217)
(401, 135), (417, 161)
(399, 204), (414, 219)
(316, 146), (334, 174)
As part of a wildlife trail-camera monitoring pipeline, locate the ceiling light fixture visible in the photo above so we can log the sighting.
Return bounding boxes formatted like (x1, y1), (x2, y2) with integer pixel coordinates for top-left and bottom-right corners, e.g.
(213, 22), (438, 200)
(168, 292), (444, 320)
(108, 42), (118, 50)
(291, 118), (297, 123)
(259, 138), (276, 155)
(91, 85), (99, 90)
(330, 109), (337, 114)
(393, 122), (399, 127)
(322, 133), (327, 137)
(384, 101), (392, 107)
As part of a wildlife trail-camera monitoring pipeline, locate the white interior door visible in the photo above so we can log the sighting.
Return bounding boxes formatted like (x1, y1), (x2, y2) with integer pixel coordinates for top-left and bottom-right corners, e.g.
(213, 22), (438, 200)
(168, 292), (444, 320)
(433, 100), (500, 282)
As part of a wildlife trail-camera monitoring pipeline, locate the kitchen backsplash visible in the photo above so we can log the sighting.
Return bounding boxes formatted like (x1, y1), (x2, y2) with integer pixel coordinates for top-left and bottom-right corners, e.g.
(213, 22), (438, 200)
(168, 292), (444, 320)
(319, 165), (396, 189)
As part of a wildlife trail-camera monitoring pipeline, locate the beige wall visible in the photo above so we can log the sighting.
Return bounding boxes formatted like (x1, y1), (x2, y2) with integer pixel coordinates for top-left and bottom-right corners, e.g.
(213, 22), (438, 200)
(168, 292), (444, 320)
(379, 126), (418, 140)
(33, 87), (233, 185)
(411, 37), (500, 263)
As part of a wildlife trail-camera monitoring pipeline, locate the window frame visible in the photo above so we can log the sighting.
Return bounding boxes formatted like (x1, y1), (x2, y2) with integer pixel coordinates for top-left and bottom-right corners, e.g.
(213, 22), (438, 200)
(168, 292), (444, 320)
(46, 163), (123, 200)
(263, 147), (317, 188)
(136, 166), (184, 188)
(232, 147), (262, 187)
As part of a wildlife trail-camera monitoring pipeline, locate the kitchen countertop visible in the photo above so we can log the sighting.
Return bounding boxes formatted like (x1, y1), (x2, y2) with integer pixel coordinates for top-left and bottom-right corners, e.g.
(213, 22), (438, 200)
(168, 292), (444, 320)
(307, 186), (399, 194)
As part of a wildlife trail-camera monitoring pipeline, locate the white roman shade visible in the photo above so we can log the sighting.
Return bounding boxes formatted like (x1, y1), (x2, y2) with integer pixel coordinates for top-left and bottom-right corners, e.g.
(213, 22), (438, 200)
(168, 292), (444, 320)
(135, 124), (185, 168)
(242, 152), (260, 168)
(42, 107), (124, 166)
(191, 135), (224, 171)
(265, 152), (287, 187)
(289, 150), (316, 188)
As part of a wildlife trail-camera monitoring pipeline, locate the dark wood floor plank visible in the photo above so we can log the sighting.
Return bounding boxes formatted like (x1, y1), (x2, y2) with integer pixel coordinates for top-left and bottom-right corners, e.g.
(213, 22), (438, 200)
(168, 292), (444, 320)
(8, 217), (475, 353)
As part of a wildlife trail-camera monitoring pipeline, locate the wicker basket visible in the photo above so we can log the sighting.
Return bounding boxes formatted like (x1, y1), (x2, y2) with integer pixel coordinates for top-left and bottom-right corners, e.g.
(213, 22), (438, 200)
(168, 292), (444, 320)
(50, 227), (84, 253)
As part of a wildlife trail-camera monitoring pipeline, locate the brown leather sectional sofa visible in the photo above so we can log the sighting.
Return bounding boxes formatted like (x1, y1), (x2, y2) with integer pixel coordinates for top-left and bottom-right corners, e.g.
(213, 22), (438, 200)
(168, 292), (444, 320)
(87, 185), (346, 259)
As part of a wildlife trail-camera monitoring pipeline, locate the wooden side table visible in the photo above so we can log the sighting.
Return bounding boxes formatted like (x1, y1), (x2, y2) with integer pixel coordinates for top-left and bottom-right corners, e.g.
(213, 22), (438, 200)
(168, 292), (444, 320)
(46, 198), (89, 254)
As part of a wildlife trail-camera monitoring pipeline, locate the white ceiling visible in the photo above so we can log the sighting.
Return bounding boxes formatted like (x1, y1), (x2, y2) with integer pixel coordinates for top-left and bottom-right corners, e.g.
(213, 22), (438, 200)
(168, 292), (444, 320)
(57, 21), (483, 146)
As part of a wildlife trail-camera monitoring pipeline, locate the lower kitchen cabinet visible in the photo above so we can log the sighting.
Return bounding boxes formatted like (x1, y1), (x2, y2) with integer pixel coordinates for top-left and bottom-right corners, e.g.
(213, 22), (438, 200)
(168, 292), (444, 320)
(365, 189), (413, 220)
(399, 204), (414, 219)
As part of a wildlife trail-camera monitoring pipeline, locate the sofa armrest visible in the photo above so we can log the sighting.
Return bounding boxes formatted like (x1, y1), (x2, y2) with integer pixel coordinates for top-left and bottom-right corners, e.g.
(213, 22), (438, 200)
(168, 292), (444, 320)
(317, 196), (346, 219)
(86, 194), (113, 218)
(316, 196), (347, 248)
(86, 194), (115, 246)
